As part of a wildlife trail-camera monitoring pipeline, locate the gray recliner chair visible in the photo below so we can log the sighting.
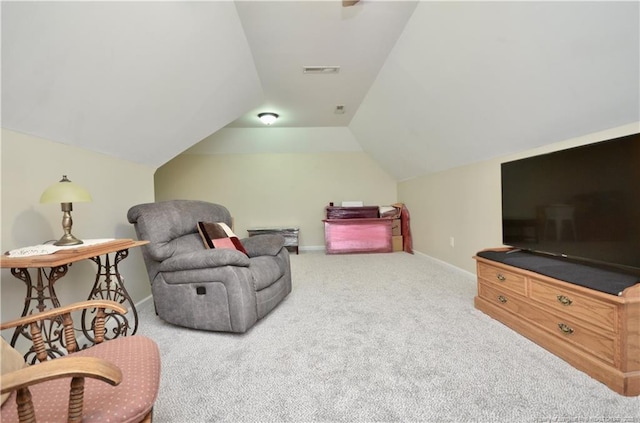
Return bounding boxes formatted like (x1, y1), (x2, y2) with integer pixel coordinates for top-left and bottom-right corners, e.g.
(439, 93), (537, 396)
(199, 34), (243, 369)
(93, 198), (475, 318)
(127, 200), (292, 333)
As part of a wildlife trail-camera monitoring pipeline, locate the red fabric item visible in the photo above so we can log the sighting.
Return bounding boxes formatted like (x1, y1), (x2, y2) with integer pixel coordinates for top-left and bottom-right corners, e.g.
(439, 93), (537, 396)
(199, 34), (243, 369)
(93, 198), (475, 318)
(198, 221), (248, 255)
(212, 236), (248, 255)
(395, 203), (413, 254)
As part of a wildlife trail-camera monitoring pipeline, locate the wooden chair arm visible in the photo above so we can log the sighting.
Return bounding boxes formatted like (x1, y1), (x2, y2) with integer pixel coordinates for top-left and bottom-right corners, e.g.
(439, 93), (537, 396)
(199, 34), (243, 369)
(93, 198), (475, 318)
(0, 300), (126, 331)
(1, 356), (122, 394)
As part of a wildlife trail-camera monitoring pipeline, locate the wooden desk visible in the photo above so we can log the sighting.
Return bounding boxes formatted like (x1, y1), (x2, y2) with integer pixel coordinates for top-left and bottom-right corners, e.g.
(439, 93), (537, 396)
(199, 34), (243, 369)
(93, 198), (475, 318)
(1, 239), (147, 361)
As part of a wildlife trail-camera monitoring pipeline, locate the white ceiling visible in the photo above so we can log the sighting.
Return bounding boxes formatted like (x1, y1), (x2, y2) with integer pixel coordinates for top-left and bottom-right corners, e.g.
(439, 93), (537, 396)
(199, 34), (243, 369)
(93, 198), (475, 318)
(352, 1), (640, 179)
(229, 0), (418, 127)
(2, 1), (639, 181)
(2, 1), (262, 167)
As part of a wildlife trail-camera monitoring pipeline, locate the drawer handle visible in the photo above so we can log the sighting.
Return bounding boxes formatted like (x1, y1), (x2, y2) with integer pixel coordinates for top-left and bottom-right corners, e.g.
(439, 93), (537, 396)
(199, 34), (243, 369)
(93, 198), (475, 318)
(496, 273), (506, 282)
(558, 323), (574, 335)
(497, 295), (507, 303)
(556, 295), (573, 306)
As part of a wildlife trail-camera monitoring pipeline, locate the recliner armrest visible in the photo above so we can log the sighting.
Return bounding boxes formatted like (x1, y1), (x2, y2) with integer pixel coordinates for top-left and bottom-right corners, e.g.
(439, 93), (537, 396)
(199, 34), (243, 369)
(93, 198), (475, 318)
(159, 249), (250, 272)
(240, 234), (285, 257)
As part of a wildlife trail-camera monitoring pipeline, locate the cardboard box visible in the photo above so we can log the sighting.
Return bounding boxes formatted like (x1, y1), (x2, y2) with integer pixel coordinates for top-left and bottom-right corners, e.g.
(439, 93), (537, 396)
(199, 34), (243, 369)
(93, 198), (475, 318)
(392, 235), (403, 252)
(391, 219), (401, 236)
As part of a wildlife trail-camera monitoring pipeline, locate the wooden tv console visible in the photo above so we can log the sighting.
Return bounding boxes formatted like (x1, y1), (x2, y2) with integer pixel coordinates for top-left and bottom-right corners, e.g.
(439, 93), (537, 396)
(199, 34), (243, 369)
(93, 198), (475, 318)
(474, 249), (640, 396)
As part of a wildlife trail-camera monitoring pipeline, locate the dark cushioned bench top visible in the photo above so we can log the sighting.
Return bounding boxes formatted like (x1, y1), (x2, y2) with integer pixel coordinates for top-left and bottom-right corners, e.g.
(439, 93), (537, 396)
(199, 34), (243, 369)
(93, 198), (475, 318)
(477, 250), (639, 296)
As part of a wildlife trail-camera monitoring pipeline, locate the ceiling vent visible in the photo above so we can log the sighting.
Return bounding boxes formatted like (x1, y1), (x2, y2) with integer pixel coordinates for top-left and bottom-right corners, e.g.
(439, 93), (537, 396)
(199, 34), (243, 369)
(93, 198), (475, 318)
(303, 66), (340, 74)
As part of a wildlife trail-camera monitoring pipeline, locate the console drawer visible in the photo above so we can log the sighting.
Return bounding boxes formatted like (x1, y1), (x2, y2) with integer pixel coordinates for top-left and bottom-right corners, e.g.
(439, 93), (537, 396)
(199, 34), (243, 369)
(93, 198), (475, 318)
(477, 263), (526, 296)
(522, 304), (615, 365)
(474, 251), (640, 396)
(529, 278), (616, 333)
(478, 282), (528, 315)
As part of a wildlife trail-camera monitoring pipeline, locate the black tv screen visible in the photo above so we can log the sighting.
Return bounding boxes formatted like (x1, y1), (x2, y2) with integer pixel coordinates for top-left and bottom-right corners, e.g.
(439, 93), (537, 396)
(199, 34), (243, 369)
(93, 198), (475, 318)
(501, 132), (640, 274)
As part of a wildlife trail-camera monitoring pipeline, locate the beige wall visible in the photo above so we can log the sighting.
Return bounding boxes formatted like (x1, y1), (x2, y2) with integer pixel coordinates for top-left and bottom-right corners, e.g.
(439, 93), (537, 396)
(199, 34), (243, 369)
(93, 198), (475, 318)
(3, 120), (634, 332)
(1, 129), (156, 327)
(399, 122), (640, 274)
(155, 151), (398, 247)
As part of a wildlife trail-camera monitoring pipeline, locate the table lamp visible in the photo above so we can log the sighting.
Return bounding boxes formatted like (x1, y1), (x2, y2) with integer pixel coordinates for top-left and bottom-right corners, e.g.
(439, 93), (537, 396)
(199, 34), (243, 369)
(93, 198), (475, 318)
(40, 175), (92, 246)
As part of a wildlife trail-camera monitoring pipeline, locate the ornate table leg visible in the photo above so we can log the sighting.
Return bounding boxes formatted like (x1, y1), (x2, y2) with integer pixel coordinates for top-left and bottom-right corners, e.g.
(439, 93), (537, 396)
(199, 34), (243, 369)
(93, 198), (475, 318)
(9, 266), (70, 363)
(82, 248), (137, 343)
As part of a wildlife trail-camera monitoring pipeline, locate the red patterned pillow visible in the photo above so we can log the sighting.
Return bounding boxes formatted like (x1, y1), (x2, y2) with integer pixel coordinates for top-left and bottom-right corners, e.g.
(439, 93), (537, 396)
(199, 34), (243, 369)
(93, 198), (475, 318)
(197, 222), (248, 255)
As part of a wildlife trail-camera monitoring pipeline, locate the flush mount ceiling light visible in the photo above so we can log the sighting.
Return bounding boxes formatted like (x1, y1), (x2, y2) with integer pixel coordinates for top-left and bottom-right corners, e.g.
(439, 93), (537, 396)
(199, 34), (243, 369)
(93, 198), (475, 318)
(258, 112), (279, 125)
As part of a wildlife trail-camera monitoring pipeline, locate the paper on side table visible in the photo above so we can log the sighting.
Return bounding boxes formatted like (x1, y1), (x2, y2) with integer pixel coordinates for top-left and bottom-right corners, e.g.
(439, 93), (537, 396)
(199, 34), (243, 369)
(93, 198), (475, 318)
(5, 239), (116, 257)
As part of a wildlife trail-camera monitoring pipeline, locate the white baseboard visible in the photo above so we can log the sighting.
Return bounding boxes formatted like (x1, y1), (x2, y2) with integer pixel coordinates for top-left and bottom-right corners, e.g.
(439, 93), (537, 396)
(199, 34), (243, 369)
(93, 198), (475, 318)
(297, 246), (475, 283)
(134, 294), (153, 310)
(299, 245), (325, 252)
(412, 249), (476, 281)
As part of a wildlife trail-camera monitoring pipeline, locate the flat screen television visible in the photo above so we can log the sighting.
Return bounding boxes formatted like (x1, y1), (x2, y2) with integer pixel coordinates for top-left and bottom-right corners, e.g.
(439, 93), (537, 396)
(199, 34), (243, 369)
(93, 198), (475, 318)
(501, 132), (640, 275)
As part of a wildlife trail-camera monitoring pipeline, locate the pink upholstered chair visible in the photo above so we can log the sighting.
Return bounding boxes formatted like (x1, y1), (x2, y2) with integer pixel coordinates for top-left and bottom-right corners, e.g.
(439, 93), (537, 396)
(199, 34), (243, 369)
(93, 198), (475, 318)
(0, 300), (160, 423)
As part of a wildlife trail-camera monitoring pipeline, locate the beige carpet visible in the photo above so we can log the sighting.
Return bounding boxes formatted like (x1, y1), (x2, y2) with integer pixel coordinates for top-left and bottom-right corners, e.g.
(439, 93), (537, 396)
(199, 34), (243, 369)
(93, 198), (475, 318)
(136, 251), (640, 422)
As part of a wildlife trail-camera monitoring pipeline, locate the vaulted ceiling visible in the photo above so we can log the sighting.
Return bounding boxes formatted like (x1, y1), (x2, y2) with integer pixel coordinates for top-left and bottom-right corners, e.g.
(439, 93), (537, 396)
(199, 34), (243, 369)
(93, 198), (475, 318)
(2, 1), (639, 181)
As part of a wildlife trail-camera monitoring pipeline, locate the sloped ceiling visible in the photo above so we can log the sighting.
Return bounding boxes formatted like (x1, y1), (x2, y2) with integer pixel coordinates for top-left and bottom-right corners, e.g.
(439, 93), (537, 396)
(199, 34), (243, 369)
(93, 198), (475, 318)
(351, 1), (640, 180)
(2, 1), (639, 181)
(1, 1), (263, 166)
(228, 0), (419, 127)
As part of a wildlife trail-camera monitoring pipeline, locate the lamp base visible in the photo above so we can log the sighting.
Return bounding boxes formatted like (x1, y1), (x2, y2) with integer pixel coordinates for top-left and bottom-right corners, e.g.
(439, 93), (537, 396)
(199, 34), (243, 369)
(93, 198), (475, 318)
(53, 233), (84, 246)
